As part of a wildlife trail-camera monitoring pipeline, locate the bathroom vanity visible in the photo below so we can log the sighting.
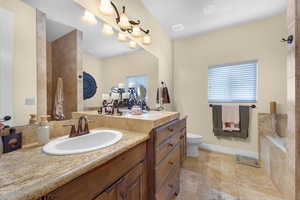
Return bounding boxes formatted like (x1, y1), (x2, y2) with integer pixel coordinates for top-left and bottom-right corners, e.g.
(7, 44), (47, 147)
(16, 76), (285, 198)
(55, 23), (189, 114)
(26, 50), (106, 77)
(0, 111), (186, 200)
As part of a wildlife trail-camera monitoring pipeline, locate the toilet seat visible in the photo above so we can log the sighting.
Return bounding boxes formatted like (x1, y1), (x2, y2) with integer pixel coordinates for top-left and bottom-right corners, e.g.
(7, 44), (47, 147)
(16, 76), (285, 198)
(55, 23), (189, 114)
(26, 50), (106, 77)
(187, 133), (203, 144)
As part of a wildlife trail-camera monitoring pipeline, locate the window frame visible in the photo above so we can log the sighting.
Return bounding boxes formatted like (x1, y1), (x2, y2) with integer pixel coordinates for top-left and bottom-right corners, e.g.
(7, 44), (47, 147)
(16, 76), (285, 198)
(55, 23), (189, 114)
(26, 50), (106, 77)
(208, 60), (258, 103)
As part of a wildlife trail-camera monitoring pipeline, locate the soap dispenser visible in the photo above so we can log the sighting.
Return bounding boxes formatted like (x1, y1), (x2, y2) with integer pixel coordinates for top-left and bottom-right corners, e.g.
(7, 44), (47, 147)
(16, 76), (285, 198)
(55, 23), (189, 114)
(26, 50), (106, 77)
(37, 115), (50, 145)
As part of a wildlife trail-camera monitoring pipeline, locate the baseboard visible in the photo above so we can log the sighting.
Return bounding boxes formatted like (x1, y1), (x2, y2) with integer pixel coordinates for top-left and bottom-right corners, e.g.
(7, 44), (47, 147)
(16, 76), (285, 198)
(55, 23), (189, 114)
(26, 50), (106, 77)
(199, 143), (259, 159)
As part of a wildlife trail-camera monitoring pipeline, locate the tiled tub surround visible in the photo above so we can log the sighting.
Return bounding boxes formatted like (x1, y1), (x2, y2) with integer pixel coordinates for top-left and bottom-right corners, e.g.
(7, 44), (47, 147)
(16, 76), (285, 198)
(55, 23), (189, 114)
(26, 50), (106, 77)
(0, 111), (180, 200)
(258, 113), (288, 198)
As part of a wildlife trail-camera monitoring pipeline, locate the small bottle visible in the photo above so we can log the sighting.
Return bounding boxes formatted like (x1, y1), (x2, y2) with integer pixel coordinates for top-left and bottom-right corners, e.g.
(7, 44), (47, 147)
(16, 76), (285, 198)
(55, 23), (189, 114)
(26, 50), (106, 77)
(37, 115), (50, 145)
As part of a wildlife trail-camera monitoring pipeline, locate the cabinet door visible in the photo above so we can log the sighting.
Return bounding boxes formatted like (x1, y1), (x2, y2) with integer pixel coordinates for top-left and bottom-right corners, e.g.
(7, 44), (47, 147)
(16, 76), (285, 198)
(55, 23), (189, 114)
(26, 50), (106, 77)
(94, 188), (117, 200)
(94, 178), (121, 200)
(117, 162), (146, 200)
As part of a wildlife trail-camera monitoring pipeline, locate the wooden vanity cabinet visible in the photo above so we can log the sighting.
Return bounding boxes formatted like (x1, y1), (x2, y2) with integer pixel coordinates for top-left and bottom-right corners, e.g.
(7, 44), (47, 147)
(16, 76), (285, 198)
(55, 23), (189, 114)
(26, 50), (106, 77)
(42, 117), (186, 200)
(43, 142), (147, 200)
(94, 161), (146, 200)
(148, 117), (187, 200)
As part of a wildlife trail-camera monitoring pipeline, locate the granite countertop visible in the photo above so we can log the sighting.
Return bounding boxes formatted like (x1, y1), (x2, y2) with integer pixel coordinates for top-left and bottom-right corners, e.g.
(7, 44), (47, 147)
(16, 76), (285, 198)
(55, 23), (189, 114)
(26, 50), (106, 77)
(0, 128), (149, 200)
(75, 110), (180, 128)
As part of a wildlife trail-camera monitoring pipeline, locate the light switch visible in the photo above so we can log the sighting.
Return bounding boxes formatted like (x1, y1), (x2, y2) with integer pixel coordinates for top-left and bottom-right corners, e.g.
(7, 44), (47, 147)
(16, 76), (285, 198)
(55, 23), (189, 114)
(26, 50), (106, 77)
(25, 98), (35, 105)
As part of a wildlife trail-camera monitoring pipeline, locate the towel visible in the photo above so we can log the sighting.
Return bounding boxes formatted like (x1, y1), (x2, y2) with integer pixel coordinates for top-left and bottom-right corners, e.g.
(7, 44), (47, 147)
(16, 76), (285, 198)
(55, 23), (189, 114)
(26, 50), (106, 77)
(161, 82), (171, 104)
(53, 77), (65, 120)
(156, 88), (160, 104)
(222, 105), (240, 131)
(212, 105), (249, 138)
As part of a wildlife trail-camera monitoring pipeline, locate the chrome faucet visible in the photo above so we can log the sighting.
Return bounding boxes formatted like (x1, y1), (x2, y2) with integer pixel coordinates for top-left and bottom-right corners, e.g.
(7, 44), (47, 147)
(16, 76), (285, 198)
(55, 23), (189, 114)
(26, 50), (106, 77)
(64, 116), (91, 138)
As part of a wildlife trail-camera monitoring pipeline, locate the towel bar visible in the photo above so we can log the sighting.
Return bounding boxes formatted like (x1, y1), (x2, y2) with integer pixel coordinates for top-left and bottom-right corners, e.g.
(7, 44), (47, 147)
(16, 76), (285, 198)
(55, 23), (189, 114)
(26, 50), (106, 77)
(209, 104), (256, 108)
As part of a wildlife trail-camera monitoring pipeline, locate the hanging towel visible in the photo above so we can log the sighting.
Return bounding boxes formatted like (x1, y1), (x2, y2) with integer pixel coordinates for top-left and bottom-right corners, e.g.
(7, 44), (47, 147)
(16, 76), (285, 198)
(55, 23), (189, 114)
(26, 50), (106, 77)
(53, 77), (65, 120)
(212, 105), (250, 138)
(222, 105), (240, 131)
(161, 82), (171, 104)
(156, 88), (160, 104)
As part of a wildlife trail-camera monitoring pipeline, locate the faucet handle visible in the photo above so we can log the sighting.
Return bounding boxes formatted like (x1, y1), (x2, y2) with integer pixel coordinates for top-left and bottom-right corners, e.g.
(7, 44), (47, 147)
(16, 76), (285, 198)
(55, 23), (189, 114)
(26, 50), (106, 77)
(63, 124), (77, 138)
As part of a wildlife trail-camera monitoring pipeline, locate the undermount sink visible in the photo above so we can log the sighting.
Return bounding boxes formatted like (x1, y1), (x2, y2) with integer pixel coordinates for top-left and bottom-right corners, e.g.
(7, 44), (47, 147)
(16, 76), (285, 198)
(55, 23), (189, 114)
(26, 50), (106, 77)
(43, 130), (123, 155)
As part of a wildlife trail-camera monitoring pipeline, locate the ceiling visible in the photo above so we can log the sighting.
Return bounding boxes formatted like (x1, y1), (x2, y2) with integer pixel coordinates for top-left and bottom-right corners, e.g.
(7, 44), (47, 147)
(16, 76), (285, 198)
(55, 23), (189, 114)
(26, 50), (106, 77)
(142, 0), (287, 39)
(23, 0), (137, 59)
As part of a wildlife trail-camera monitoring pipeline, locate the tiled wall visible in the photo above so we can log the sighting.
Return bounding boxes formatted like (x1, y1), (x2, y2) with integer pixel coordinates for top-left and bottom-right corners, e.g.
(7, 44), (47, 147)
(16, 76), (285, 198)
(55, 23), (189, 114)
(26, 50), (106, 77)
(258, 113), (288, 198)
(51, 30), (83, 119)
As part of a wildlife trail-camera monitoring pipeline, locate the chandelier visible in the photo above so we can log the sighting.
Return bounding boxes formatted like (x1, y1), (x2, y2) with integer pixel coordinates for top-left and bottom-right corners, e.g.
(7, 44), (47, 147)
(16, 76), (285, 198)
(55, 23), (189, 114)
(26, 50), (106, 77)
(82, 0), (152, 48)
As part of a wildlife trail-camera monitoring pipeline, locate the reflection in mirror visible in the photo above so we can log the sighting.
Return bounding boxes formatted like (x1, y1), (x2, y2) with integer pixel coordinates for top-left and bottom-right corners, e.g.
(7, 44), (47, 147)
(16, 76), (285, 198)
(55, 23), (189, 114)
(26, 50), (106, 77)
(2, 0), (159, 124)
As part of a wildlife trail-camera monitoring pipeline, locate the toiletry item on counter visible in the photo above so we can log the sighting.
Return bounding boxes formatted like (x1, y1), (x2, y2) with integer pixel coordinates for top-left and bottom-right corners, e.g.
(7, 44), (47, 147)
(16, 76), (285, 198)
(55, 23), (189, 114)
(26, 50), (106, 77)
(37, 115), (51, 145)
(2, 128), (22, 153)
(270, 101), (277, 114)
(131, 105), (142, 115)
(29, 114), (38, 125)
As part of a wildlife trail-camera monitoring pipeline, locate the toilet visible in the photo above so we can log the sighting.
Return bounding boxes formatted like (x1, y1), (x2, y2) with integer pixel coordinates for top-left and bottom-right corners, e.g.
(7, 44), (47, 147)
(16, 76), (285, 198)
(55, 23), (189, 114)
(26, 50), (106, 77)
(187, 133), (203, 157)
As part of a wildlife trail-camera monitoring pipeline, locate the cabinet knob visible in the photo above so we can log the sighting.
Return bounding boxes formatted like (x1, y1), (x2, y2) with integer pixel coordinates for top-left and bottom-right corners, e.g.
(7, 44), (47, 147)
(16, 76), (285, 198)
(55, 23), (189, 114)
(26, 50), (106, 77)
(167, 127), (174, 132)
(168, 184), (174, 189)
(168, 161), (174, 165)
(168, 143), (174, 147)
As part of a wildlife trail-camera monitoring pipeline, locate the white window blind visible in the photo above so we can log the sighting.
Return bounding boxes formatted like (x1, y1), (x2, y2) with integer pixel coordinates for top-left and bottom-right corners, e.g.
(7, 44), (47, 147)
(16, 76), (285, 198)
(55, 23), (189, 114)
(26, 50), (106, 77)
(208, 61), (257, 103)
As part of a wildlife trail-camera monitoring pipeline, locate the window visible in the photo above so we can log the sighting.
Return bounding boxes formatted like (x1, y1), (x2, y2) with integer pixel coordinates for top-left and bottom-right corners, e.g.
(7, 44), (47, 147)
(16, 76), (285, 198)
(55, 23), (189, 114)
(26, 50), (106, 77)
(126, 75), (148, 89)
(208, 61), (257, 103)
(126, 75), (149, 101)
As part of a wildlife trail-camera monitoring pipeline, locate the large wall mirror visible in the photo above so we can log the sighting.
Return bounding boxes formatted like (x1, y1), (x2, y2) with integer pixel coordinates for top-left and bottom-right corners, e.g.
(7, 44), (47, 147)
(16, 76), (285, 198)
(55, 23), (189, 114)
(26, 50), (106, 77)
(0, 0), (158, 127)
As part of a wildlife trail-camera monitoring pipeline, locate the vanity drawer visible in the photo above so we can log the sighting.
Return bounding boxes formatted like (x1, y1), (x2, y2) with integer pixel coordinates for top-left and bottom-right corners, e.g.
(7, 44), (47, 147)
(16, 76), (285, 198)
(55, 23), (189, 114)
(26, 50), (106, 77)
(155, 120), (180, 146)
(155, 131), (181, 165)
(155, 144), (180, 190)
(155, 167), (180, 200)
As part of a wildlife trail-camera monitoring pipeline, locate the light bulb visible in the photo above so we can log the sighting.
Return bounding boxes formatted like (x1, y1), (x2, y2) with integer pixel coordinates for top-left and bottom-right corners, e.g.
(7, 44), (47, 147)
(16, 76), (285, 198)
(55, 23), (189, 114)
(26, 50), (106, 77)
(118, 13), (130, 29)
(117, 32), (128, 42)
(142, 34), (151, 45)
(102, 24), (114, 36)
(81, 10), (98, 25)
(99, 0), (114, 16)
(128, 40), (137, 49)
(131, 25), (142, 37)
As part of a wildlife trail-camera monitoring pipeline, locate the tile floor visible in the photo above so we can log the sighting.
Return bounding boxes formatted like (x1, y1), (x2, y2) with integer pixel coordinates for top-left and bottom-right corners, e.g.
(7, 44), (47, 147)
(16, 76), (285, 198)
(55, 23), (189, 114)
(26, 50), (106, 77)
(176, 149), (284, 200)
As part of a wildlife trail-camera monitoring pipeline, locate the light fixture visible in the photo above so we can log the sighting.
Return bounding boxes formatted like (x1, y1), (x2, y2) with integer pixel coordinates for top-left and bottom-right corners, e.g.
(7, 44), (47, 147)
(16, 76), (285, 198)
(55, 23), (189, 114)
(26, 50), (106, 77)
(118, 13), (130, 30)
(142, 34), (151, 45)
(81, 10), (98, 25)
(117, 32), (128, 42)
(131, 25), (142, 38)
(101, 2), (151, 40)
(128, 40), (137, 49)
(99, 0), (114, 16)
(102, 23), (114, 36)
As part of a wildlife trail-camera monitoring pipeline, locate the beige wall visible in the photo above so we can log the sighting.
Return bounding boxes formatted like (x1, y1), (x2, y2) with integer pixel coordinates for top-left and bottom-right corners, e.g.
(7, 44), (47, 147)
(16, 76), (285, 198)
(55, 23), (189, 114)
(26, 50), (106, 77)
(73, 0), (173, 110)
(0, 0), (37, 126)
(173, 14), (287, 154)
(83, 53), (103, 109)
(102, 50), (159, 108)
